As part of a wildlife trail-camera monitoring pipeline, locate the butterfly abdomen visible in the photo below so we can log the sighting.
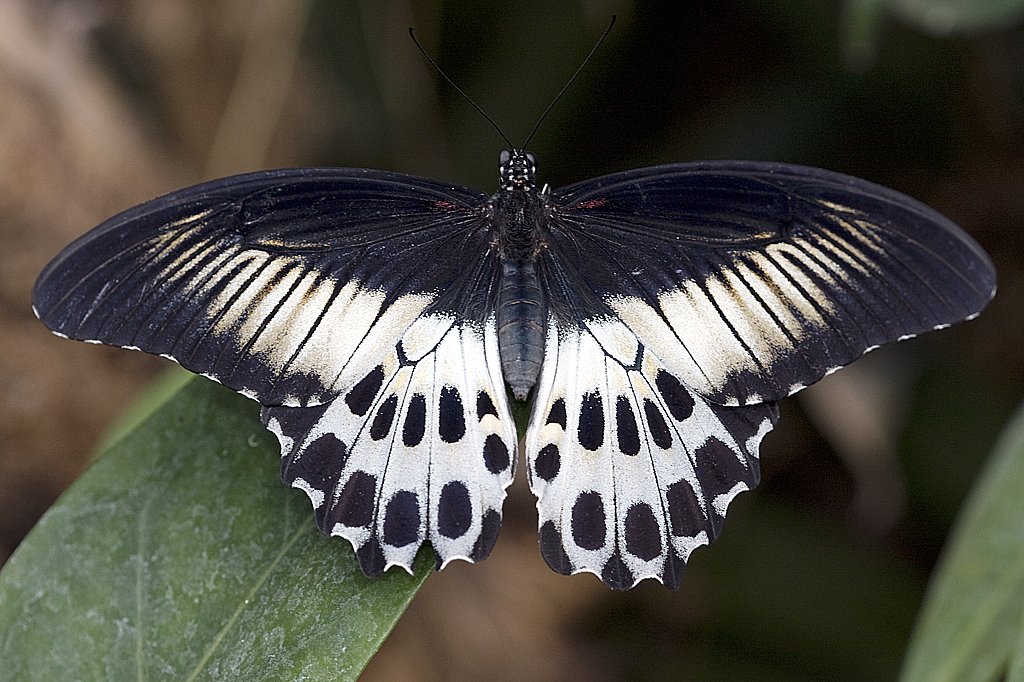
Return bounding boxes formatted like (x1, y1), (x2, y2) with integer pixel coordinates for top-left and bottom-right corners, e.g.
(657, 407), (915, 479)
(497, 259), (547, 401)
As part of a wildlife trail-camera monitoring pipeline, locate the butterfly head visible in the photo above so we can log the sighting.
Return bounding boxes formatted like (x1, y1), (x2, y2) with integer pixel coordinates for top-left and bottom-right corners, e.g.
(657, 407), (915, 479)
(499, 150), (537, 192)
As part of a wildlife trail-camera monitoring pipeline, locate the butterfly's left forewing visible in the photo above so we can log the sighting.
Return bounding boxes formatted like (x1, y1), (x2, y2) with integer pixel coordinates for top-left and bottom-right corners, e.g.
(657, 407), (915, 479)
(33, 169), (494, 406)
(33, 168), (519, 575)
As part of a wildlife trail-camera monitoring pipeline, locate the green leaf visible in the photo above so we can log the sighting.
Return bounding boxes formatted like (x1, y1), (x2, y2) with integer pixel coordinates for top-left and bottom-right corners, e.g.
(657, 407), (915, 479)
(0, 378), (429, 681)
(900, 401), (1024, 682)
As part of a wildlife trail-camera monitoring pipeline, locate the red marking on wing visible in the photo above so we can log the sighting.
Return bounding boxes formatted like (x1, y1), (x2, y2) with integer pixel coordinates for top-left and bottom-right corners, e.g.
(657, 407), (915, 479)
(575, 197), (609, 209)
(431, 200), (461, 210)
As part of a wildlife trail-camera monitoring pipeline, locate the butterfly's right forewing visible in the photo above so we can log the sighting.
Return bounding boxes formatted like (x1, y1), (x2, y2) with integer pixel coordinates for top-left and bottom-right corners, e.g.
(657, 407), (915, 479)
(547, 161), (996, 406)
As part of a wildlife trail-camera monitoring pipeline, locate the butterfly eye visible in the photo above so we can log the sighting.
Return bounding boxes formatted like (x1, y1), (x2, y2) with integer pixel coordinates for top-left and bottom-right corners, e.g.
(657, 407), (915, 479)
(498, 150), (511, 166)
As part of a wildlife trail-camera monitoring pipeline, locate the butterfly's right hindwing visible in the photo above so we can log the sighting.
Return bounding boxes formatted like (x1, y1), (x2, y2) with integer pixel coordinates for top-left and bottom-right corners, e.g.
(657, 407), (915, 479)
(32, 169), (491, 407)
(524, 314), (777, 590)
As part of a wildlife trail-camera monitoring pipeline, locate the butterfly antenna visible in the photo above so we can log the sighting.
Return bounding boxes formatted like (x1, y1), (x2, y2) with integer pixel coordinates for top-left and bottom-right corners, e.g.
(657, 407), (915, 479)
(409, 27), (515, 149)
(521, 15), (616, 150)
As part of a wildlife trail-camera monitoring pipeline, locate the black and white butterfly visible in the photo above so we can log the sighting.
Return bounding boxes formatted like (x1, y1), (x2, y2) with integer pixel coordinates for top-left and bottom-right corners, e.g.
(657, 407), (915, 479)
(33, 150), (995, 589)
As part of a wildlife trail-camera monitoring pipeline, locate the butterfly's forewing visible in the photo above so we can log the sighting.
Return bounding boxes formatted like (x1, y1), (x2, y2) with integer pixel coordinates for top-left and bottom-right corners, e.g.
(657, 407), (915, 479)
(32, 168), (519, 575)
(33, 169), (500, 406)
(526, 161), (994, 588)
(547, 161), (995, 406)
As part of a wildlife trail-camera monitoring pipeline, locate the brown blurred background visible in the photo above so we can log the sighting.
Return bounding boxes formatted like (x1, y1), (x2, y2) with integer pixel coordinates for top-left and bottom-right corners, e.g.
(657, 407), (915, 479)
(2, 0), (1023, 679)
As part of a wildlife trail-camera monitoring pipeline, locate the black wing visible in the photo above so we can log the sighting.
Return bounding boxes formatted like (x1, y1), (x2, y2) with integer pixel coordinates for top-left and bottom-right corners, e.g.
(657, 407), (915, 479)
(33, 168), (497, 407)
(544, 160), (995, 406)
(34, 168), (522, 577)
(521, 160), (993, 589)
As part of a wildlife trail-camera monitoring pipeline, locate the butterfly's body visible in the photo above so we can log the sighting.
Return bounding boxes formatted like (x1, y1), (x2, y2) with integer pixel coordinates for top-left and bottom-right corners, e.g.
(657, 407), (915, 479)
(492, 150), (548, 399)
(34, 150), (995, 589)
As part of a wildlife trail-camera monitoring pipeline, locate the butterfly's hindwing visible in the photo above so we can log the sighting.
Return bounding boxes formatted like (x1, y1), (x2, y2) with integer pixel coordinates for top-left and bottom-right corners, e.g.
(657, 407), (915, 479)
(548, 162), (996, 405)
(263, 314), (517, 575)
(526, 315), (778, 590)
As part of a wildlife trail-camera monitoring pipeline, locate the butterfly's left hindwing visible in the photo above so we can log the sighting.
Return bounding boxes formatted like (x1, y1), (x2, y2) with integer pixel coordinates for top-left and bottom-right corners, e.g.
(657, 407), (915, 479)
(263, 313), (517, 575)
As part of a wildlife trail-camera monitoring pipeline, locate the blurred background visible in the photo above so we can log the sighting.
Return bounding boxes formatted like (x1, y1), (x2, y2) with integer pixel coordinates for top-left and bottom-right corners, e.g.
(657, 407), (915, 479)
(1, 0), (1022, 679)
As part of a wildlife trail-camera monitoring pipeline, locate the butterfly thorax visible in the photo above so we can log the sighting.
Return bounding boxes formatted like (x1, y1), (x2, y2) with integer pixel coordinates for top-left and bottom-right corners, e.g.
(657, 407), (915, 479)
(493, 150), (547, 401)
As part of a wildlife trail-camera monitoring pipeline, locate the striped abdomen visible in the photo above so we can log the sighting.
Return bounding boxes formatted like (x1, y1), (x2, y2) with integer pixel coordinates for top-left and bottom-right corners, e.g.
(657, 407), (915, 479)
(497, 260), (546, 401)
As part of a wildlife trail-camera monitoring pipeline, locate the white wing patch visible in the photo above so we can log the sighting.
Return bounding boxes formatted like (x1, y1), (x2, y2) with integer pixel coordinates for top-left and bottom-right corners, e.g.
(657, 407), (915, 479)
(262, 314), (517, 576)
(526, 315), (778, 590)
(605, 223), (897, 406)
(182, 247), (438, 405)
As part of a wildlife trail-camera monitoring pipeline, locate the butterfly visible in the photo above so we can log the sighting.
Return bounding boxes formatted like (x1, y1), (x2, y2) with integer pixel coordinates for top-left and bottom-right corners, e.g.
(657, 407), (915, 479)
(32, 150), (996, 590)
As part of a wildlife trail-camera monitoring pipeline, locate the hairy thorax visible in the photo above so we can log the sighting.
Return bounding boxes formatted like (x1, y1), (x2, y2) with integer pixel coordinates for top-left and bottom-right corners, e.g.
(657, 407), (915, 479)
(492, 188), (549, 400)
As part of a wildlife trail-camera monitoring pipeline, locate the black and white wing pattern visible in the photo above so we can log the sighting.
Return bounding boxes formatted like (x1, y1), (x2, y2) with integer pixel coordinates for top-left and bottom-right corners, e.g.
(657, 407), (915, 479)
(526, 161), (995, 588)
(32, 168), (518, 575)
(525, 311), (777, 589)
(34, 158), (995, 591)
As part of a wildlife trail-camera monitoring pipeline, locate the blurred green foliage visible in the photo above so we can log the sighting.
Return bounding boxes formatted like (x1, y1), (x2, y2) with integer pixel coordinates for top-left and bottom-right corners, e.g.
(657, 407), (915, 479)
(0, 379), (429, 681)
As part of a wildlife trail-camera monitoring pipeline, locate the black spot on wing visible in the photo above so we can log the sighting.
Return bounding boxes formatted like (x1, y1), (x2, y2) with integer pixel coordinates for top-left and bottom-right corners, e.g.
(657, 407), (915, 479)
(334, 471), (376, 528)
(615, 396), (641, 456)
(403, 393), (427, 447)
(578, 391), (605, 451)
(438, 481), (472, 539)
(624, 503), (661, 560)
(345, 365), (385, 416)
(383, 491), (420, 547)
(547, 398), (567, 427)
(694, 436), (751, 537)
(471, 510), (502, 561)
(571, 491), (606, 550)
(287, 432), (344, 485)
(483, 434), (510, 473)
(540, 521), (573, 574)
(666, 479), (707, 538)
(370, 394), (398, 441)
(476, 390), (498, 419)
(655, 370), (694, 422)
(438, 386), (466, 443)
(642, 399), (672, 450)
(278, 430), (347, 531)
(535, 444), (560, 481)
(695, 436), (751, 499)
